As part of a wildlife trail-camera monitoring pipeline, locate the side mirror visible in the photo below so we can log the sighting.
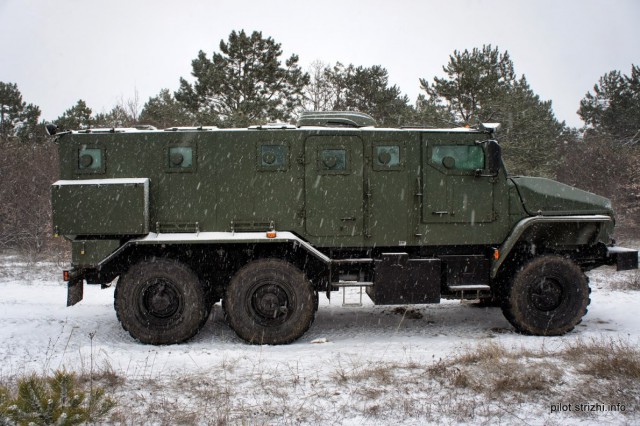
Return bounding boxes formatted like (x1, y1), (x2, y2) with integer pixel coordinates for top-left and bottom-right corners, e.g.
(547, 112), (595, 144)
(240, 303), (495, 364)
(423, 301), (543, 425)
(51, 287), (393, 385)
(45, 123), (58, 136)
(484, 140), (502, 175)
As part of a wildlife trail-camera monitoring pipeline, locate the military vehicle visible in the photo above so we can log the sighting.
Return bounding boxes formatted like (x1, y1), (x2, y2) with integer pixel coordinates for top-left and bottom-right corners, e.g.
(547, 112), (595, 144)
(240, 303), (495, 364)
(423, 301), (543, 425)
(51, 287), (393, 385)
(48, 111), (638, 345)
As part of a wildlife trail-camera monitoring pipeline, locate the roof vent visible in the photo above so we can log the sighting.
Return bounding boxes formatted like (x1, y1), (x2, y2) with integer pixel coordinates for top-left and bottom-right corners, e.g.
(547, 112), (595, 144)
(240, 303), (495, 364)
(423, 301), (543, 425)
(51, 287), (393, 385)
(297, 111), (377, 128)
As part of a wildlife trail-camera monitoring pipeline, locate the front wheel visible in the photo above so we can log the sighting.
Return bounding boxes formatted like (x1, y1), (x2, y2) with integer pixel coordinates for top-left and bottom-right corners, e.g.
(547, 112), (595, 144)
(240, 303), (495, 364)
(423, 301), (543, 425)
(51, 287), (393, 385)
(501, 256), (590, 336)
(115, 258), (209, 345)
(224, 259), (316, 345)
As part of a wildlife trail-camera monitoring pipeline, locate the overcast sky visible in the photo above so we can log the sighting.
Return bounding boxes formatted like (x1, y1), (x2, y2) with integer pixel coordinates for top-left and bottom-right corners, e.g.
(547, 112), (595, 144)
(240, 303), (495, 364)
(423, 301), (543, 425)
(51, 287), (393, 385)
(1, 0), (638, 128)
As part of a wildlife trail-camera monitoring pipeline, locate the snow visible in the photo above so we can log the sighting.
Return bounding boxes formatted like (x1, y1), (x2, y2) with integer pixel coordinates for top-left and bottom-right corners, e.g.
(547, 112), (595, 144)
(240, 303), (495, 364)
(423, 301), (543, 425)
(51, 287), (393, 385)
(137, 231), (331, 263)
(0, 250), (638, 424)
(53, 178), (149, 186)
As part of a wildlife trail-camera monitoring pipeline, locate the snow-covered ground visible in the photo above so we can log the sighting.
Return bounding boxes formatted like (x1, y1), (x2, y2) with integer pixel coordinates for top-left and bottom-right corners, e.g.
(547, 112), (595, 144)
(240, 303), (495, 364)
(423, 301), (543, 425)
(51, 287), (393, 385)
(1, 247), (639, 425)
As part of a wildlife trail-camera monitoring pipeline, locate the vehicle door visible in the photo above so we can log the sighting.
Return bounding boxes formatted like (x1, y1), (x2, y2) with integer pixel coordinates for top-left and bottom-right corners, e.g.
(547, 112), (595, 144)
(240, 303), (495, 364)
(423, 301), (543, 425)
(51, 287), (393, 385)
(304, 135), (364, 237)
(422, 137), (496, 224)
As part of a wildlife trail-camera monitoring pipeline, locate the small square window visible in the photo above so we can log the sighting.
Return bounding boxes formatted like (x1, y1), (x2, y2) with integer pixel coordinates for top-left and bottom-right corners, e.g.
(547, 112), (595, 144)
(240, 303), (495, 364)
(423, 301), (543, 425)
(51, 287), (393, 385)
(166, 144), (196, 172)
(319, 149), (347, 172)
(374, 145), (401, 169)
(77, 146), (105, 174)
(259, 144), (288, 170)
(169, 146), (193, 168)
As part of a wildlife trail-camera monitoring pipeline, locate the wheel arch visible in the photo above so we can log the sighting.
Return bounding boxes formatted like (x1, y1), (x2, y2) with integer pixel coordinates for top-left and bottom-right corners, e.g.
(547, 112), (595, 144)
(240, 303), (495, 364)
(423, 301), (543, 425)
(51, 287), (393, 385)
(492, 215), (612, 279)
(94, 232), (331, 292)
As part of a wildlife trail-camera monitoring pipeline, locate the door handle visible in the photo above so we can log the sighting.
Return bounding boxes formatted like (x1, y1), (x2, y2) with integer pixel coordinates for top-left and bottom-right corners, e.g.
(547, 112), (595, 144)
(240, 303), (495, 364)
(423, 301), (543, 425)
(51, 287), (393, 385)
(340, 217), (356, 221)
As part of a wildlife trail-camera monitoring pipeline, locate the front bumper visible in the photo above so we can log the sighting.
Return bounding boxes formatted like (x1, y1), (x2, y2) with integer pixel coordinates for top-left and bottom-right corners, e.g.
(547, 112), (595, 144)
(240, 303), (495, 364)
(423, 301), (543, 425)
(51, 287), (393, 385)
(607, 246), (639, 271)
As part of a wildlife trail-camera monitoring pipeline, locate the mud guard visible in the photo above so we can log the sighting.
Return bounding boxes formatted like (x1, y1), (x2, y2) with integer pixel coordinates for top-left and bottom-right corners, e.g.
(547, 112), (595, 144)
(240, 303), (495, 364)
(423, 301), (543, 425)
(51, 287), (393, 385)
(491, 215), (612, 278)
(67, 277), (84, 306)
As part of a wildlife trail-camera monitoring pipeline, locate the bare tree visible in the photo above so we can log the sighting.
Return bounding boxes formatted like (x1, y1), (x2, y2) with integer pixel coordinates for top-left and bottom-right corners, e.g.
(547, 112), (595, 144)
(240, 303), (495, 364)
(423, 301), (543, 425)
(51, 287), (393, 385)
(303, 60), (334, 112)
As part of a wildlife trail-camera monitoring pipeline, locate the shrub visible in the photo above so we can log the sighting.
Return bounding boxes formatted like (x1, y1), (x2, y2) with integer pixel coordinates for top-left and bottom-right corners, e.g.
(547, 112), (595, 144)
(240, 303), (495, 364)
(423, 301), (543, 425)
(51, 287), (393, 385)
(1, 371), (115, 426)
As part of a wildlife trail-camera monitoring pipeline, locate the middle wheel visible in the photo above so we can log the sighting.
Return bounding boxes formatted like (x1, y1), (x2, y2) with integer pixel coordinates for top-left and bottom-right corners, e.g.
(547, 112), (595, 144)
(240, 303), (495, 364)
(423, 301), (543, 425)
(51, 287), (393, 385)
(224, 259), (316, 344)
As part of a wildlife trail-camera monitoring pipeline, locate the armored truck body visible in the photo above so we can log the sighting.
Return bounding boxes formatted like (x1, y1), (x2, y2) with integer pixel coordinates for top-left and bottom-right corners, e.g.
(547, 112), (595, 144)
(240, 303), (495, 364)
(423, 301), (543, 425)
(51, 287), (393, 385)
(50, 112), (638, 345)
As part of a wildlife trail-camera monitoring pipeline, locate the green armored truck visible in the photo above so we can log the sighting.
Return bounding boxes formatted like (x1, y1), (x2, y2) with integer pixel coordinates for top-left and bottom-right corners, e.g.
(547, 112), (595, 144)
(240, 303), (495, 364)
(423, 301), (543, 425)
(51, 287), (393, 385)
(48, 111), (638, 345)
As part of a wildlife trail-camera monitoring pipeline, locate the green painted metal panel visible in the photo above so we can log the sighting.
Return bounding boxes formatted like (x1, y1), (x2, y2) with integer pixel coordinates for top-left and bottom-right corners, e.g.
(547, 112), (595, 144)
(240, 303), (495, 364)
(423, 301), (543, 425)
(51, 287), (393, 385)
(422, 135), (495, 224)
(52, 178), (149, 235)
(304, 135), (364, 237)
(71, 239), (121, 267)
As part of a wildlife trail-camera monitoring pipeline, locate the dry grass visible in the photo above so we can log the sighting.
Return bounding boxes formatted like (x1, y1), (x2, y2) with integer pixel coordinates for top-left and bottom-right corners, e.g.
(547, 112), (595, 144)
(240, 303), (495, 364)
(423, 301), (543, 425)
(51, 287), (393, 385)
(390, 306), (424, 319)
(105, 340), (640, 425)
(611, 270), (640, 291)
(563, 337), (640, 381)
(6, 338), (638, 425)
(428, 342), (562, 397)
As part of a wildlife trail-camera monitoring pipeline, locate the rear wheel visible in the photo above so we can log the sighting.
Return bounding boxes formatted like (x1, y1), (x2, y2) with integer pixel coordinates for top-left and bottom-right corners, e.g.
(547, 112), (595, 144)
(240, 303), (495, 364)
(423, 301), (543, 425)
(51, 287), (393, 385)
(115, 258), (209, 345)
(224, 259), (316, 345)
(502, 256), (590, 336)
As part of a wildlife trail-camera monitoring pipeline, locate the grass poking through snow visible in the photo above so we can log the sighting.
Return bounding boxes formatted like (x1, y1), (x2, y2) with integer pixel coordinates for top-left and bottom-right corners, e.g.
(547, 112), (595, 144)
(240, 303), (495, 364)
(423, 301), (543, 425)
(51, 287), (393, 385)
(1, 337), (638, 424)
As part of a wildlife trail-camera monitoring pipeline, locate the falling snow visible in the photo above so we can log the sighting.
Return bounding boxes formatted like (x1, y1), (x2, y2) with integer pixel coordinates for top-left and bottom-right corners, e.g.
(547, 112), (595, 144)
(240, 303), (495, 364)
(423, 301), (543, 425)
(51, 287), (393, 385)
(0, 246), (639, 424)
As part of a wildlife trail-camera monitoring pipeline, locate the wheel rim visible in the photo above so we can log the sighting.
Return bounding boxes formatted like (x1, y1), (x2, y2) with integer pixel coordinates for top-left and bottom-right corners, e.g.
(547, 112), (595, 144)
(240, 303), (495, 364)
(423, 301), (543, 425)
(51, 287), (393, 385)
(529, 277), (563, 312)
(248, 282), (293, 326)
(141, 278), (183, 319)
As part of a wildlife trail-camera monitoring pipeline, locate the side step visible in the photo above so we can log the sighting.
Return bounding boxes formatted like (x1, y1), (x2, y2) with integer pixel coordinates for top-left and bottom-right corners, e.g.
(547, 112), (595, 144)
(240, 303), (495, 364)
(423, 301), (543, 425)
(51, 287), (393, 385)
(332, 281), (373, 307)
(447, 284), (491, 304)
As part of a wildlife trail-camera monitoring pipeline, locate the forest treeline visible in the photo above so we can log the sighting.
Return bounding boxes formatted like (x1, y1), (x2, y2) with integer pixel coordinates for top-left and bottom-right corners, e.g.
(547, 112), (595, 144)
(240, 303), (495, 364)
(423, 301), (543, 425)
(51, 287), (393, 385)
(1, 30), (638, 256)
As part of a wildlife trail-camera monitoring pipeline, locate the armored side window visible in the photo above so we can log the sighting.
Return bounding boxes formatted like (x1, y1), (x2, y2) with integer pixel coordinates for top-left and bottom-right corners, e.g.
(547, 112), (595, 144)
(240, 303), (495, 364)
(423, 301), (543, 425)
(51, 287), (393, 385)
(373, 143), (403, 171)
(431, 145), (484, 171)
(77, 146), (105, 174)
(166, 144), (196, 172)
(319, 148), (348, 174)
(257, 143), (288, 171)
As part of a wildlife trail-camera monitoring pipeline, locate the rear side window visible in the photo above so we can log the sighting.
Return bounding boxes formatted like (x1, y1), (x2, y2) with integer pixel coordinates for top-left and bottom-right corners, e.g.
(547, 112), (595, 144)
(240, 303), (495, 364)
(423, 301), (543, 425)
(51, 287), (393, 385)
(166, 143), (196, 172)
(77, 146), (105, 174)
(257, 143), (289, 171)
(169, 146), (194, 168)
(373, 143), (404, 171)
(431, 145), (484, 171)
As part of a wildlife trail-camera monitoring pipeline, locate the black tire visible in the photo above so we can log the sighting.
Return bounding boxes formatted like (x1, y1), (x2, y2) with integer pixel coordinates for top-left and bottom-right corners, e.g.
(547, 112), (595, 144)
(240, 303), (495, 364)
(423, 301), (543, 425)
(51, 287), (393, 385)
(224, 259), (316, 345)
(501, 256), (590, 336)
(115, 258), (209, 345)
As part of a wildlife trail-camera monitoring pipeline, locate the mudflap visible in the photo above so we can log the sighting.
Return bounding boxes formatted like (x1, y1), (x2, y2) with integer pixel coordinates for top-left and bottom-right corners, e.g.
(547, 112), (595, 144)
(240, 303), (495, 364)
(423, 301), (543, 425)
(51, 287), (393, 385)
(67, 277), (84, 306)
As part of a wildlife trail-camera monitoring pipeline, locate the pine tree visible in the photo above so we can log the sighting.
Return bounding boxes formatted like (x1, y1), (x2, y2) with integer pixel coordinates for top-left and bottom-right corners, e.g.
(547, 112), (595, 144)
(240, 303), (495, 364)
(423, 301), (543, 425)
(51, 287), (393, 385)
(175, 30), (309, 127)
(0, 82), (25, 140)
(420, 45), (566, 177)
(0, 82), (42, 142)
(413, 94), (456, 128)
(304, 62), (413, 127)
(499, 76), (566, 176)
(56, 100), (93, 130)
(139, 89), (192, 128)
(15, 103), (44, 143)
(331, 64), (413, 127)
(578, 64), (640, 144)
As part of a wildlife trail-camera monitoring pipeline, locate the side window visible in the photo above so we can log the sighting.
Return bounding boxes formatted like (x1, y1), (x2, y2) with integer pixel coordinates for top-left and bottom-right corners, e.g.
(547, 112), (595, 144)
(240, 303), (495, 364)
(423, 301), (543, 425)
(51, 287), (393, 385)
(77, 146), (105, 174)
(319, 148), (348, 173)
(373, 143), (403, 171)
(166, 144), (196, 172)
(257, 143), (289, 171)
(431, 145), (484, 171)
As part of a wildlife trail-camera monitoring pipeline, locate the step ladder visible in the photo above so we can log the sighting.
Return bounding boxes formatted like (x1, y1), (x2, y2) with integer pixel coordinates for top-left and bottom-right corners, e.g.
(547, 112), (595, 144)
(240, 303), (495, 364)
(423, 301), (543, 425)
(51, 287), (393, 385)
(331, 258), (374, 307)
(447, 284), (491, 304)
(332, 281), (374, 307)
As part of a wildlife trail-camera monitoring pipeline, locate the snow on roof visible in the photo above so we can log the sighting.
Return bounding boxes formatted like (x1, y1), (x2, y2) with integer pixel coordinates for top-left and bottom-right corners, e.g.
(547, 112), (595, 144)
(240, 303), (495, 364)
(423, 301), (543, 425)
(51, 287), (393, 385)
(53, 178), (149, 186)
